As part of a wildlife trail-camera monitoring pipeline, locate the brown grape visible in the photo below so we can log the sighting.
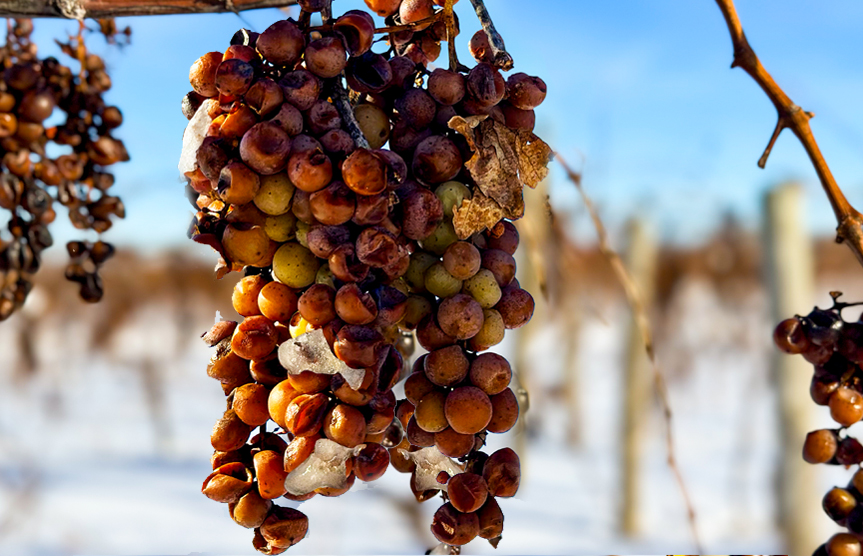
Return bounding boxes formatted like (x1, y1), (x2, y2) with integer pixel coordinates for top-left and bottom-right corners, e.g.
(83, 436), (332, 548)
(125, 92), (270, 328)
(354, 443), (390, 481)
(257, 20), (305, 66)
(257, 282), (298, 323)
(298, 283), (337, 326)
(324, 404), (367, 448)
(445, 386), (493, 435)
(431, 503), (479, 546)
(803, 429), (838, 464)
(483, 447), (520, 497)
(447, 472), (488, 513)
(496, 286), (535, 330)
(487, 388), (519, 433)
(233, 275), (266, 317)
(443, 241), (481, 280)
(437, 293), (484, 340)
(415, 389), (449, 433)
(424, 345), (469, 387)
(232, 316), (278, 360)
(434, 426), (474, 457)
(406, 416), (435, 447)
(232, 383), (271, 426)
(829, 387), (863, 427)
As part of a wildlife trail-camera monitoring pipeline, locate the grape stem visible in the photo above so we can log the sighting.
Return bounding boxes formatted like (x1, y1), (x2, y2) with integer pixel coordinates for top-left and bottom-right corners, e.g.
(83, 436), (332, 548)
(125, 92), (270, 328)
(0, 0), (300, 17)
(467, 0), (513, 71)
(714, 0), (863, 269)
(307, 13), (442, 35)
(556, 154), (704, 554)
(444, 0), (458, 72)
(329, 78), (371, 150)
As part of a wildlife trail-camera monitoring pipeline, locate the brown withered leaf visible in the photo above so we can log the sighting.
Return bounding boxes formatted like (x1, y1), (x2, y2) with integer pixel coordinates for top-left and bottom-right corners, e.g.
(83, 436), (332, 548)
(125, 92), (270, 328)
(448, 117), (553, 225)
(452, 190), (505, 240)
(446, 114), (487, 152)
(516, 130), (554, 189)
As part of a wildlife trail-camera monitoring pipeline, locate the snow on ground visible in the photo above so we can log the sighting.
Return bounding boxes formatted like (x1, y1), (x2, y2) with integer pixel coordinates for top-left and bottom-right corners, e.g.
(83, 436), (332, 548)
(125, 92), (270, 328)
(0, 275), (849, 555)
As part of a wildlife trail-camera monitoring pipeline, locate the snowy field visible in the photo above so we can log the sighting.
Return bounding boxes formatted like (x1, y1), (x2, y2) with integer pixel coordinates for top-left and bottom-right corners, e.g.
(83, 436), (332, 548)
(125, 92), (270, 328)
(0, 266), (856, 555)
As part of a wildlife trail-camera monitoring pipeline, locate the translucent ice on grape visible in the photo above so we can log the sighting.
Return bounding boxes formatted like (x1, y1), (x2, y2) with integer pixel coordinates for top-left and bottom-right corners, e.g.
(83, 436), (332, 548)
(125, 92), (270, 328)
(403, 446), (464, 493)
(277, 328), (366, 389)
(178, 98), (216, 175)
(283, 438), (365, 495)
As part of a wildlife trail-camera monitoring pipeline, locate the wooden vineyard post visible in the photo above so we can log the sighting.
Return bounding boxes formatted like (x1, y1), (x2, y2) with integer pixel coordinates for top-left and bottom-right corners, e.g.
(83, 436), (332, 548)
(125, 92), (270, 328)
(620, 218), (658, 536)
(512, 177), (552, 478)
(763, 182), (826, 555)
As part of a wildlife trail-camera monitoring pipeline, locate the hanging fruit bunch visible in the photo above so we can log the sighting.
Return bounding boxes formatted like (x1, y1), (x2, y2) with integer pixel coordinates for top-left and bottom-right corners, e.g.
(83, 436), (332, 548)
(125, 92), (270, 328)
(183, 0), (550, 552)
(774, 293), (863, 556)
(0, 18), (128, 320)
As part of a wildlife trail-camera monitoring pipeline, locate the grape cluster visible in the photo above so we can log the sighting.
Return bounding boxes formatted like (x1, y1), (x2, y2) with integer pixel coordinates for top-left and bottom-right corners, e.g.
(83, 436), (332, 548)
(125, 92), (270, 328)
(774, 295), (863, 556)
(0, 19), (127, 319)
(183, 0), (543, 551)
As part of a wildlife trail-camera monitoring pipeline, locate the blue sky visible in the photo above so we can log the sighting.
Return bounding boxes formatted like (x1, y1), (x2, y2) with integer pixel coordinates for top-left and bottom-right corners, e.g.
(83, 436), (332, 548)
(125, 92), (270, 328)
(22, 0), (863, 250)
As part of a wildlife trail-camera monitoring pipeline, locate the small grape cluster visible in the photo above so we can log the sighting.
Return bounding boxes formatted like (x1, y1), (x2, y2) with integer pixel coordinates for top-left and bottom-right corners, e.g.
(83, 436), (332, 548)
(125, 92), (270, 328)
(774, 294), (863, 556)
(0, 19), (127, 320)
(183, 0), (544, 552)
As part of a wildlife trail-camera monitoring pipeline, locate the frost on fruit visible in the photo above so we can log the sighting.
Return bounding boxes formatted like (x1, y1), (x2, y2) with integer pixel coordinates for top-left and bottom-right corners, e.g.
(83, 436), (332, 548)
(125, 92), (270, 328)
(277, 328), (366, 390)
(448, 115), (553, 236)
(403, 447), (464, 493)
(179, 98), (216, 175)
(284, 438), (364, 495)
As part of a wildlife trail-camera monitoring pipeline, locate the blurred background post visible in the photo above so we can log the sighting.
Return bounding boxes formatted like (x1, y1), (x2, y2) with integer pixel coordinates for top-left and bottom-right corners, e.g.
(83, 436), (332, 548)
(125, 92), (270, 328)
(763, 182), (827, 555)
(620, 218), (658, 537)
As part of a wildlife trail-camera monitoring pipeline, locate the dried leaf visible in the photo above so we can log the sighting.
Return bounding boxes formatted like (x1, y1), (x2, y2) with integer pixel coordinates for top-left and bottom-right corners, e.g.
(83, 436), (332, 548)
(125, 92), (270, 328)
(446, 114), (487, 152)
(516, 130), (553, 189)
(448, 117), (553, 230)
(452, 191), (504, 240)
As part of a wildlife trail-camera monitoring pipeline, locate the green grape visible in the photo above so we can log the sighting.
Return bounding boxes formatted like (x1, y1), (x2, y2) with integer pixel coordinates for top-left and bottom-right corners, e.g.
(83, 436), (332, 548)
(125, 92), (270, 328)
(264, 212), (297, 242)
(315, 263), (336, 288)
(405, 250), (439, 292)
(400, 294), (434, 331)
(424, 262), (463, 298)
(420, 219), (458, 255)
(462, 268), (502, 308)
(254, 172), (295, 215)
(435, 181), (471, 218)
(468, 309), (504, 350)
(390, 277), (410, 296)
(295, 220), (310, 248)
(273, 242), (319, 289)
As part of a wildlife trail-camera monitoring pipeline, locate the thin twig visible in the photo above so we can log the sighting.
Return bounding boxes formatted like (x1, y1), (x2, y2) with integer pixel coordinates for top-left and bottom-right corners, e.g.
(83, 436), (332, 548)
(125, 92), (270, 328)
(0, 0), (299, 18)
(467, 0), (513, 70)
(444, 0), (458, 72)
(320, 0), (331, 25)
(329, 79), (370, 150)
(713, 0), (863, 268)
(557, 154), (703, 554)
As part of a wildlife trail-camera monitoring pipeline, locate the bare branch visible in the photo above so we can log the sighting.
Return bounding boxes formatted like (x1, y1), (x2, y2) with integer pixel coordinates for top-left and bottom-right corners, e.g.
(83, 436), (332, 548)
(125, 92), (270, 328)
(714, 0), (863, 268)
(467, 0), (513, 71)
(557, 154), (703, 554)
(0, 0), (298, 18)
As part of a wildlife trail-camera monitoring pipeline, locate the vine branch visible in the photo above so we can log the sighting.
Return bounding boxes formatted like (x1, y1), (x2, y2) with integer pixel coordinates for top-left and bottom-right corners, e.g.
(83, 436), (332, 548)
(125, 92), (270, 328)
(0, 0), (298, 18)
(714, 0), (863, 268)
(467, 0), (513, 71)
(329, 78), (370, 150)
(557, 154), (703, 554)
